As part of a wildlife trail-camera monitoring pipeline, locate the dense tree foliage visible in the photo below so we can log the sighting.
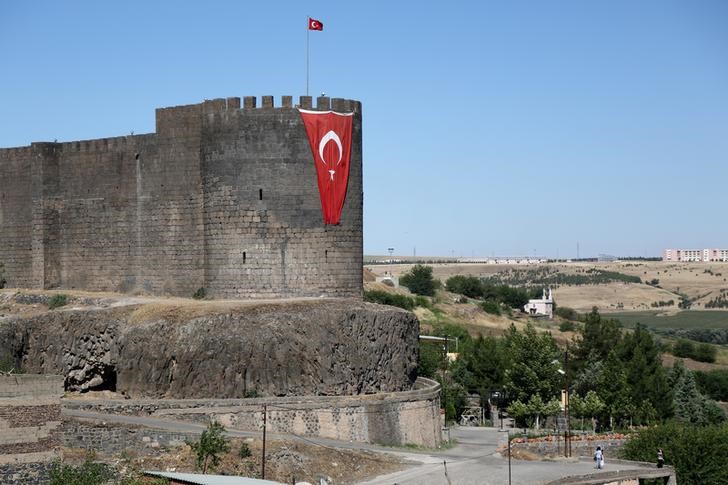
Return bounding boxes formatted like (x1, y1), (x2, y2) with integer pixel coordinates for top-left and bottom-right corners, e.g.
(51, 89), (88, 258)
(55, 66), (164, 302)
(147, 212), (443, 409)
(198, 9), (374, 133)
(669, 361), (725, 426)
(451, 335), (508, 397)
(400, 264), (438, 296)
(444, 274), (540, 309)
(618, 324), (672, 419)
(417, 307), (723, 431)
(672, 339), (717, 363)
(503, 323), (562, 403)
(569, 310), (685, 428)
(695, 369), (728, 401)
(482, 267), (641, 286)
(620, 421), (728, 485)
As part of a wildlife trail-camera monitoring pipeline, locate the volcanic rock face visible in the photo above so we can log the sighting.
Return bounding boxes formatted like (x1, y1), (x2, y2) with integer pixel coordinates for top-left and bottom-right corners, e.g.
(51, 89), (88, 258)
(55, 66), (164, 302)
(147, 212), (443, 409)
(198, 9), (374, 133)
(0, 299), (419, 398)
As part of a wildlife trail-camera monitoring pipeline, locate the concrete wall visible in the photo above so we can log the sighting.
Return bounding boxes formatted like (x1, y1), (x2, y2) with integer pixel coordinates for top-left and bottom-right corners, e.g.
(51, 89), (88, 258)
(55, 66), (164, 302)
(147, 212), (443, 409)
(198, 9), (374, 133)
(0, 375), (64, 485)
(0, 95), (363, 299)
(64, 378), (442, 448)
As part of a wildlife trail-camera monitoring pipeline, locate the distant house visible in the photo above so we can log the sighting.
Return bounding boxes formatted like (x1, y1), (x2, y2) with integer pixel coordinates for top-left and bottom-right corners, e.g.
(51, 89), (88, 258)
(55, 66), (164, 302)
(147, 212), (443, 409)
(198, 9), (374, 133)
(524, 288), (554, 319)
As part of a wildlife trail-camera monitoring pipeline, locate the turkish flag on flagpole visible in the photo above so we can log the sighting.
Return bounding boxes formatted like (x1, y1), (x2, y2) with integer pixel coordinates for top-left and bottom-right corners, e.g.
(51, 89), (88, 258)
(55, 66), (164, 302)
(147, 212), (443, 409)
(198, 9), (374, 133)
(308, 17), (323, 31)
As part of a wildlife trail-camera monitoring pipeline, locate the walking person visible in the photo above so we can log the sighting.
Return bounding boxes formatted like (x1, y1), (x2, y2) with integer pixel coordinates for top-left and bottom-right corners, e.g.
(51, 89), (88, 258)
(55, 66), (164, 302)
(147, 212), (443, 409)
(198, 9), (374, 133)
(594, 446), (604, 469)
(657, 448), (665, 468)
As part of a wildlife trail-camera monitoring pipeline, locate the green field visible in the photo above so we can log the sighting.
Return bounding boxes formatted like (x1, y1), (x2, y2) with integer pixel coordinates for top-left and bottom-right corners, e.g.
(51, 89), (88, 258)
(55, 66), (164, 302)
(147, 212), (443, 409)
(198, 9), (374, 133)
(609, 311), (728, 329)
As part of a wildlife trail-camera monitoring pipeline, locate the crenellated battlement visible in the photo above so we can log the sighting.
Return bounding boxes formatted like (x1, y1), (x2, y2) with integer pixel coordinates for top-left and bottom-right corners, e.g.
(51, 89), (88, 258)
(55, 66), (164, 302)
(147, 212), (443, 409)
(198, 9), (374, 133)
(1, 96), (361, 155)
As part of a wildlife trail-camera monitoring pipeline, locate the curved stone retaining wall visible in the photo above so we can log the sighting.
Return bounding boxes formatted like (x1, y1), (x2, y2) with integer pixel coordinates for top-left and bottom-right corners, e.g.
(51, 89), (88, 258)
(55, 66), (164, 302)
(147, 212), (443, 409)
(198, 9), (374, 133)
(64, 377), (442, 448)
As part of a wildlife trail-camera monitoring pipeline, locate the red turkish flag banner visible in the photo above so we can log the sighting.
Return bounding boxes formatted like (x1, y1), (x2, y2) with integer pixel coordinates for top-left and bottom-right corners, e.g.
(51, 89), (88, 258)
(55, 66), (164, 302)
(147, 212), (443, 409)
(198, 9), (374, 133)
(308, 17), (323, 31)
(299, 109), (354, 225)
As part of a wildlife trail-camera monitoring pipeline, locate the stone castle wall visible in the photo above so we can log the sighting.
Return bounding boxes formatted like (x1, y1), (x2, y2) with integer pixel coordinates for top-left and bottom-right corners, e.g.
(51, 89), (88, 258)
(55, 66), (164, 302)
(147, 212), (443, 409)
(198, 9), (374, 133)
(0, 375), (64, 484)
(0, 95), (362, 299)
(64, 378), (442, 448)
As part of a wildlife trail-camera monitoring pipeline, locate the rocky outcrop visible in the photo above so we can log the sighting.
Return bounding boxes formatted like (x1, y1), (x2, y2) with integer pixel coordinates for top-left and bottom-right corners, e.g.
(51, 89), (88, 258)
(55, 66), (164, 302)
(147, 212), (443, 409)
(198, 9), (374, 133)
(0, 299), (419, 398)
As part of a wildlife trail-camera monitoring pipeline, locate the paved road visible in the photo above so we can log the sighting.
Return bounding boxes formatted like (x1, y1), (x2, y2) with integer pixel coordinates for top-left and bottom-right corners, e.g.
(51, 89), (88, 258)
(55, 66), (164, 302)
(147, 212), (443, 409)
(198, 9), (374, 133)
(356, 427), (656, 485)
(65, 409), (656, 485)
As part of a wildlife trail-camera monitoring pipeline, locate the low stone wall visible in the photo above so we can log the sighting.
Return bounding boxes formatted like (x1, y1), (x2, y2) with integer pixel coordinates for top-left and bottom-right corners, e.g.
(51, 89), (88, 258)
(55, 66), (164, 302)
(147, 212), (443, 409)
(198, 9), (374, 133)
(64, 419), (198, 456)
(511, 436), (627, 458)
(0, 375), (64, 485)
(64, 377), (442, 448)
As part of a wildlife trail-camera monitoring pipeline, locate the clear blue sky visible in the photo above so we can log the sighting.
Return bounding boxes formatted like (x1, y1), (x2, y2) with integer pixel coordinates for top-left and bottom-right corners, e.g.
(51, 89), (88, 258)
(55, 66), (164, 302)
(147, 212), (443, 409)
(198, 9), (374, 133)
(2, 1), (727, 258)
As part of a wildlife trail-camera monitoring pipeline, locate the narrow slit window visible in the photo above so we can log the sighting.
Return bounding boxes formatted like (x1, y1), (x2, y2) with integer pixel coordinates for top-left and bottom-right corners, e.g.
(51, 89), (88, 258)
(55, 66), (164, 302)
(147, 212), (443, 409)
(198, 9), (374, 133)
(259, 189), (263, 200)
(243, 251), (247, 264)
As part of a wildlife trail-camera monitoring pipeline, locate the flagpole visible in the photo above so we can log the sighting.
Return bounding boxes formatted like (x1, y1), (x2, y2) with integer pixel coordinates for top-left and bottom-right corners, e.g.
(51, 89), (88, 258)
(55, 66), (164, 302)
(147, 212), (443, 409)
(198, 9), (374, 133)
(306, 16), (310, 97)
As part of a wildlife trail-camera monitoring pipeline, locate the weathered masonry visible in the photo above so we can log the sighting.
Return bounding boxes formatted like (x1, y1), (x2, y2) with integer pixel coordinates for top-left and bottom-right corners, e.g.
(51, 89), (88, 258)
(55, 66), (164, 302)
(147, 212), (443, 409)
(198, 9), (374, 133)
(0, 375), (64, 485)
(0, 96), (363, 298)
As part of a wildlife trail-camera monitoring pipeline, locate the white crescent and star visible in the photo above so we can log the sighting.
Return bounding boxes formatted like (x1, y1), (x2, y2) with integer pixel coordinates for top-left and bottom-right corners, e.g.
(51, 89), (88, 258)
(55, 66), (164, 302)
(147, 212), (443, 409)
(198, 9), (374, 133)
(318, 130), (343, 180)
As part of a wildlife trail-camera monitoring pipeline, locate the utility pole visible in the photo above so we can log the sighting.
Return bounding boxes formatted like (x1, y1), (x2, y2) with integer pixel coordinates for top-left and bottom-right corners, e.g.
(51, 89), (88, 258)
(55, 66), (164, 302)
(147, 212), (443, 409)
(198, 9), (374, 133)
(565, 349), (571, 457)
(261, 404), (267, 479)
(508, 431), (512, 485)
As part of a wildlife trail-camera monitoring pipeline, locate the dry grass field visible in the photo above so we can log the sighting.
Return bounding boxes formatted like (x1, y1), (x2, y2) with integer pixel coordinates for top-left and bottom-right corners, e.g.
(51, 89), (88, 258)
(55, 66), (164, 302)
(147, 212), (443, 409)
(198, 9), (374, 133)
(366, 261), (728, 313)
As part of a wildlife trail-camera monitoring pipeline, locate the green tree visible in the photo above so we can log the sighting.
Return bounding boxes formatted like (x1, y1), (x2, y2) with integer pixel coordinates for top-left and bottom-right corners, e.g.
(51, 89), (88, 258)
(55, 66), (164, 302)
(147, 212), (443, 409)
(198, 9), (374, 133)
(418, 341), (446, 378)
(571, 354), (604, 397)
(506, 399), (530, 428)
(669, 360), (725, 426)
(695, 369), (728, 401)
(568, 393), (586, 430)
(673, 339), (695, 358)
(503, 323), (561, 403)
(450, 335), (507, 398)
(693, 343), (717, 363)
(582, 391), (606, 432)
(400, 264), (437, 296)
(573, 307), (622, 365)
(526, 394), (561, 431)
(187, 420), (231, 473)
(596, 351), (633, 429)
(445, 275), (483, 298)
(618, 324), (672, 421)
(569, 391), (605, 431)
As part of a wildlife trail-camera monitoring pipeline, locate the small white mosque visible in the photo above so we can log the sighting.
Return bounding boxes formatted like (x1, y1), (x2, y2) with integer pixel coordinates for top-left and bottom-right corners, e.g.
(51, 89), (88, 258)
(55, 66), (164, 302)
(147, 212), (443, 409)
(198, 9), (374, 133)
(524, 288), (554, 319)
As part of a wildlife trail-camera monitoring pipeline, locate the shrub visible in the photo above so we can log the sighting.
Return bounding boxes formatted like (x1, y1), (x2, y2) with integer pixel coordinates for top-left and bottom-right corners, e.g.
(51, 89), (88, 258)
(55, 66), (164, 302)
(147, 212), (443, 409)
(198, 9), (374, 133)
(619, 421), (728, 484)
(238, 442), (252, 458)
(414, 295), (431, 309)
(559, 320), (577, 332)
(49, 455), (114, 485)
(555, 306), (579, 321)
(0, 354), (21, 373)
(481, 299), (501, 315)
(47, 294), (68, 310)
(364, 290), (415, 310)
(192, 287), (206, 300)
